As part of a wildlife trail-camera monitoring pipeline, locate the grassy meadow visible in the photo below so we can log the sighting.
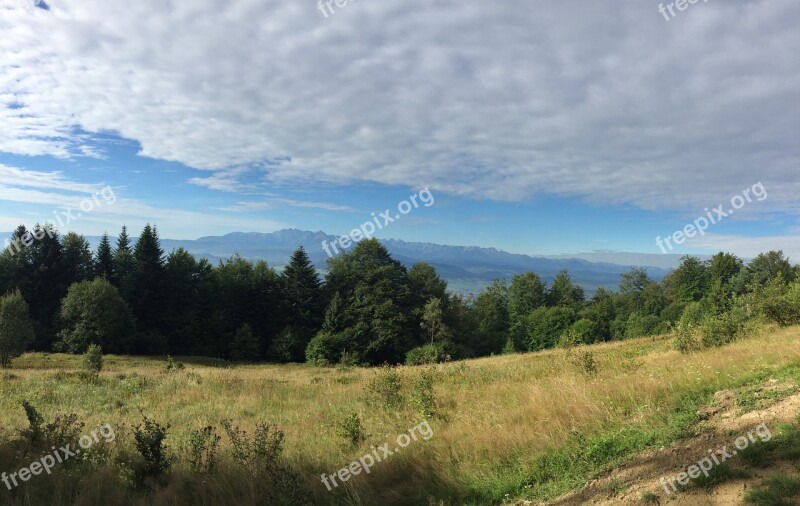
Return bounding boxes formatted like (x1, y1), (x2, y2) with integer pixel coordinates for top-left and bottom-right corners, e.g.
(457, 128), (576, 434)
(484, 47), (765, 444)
(2, 325), (800, 505)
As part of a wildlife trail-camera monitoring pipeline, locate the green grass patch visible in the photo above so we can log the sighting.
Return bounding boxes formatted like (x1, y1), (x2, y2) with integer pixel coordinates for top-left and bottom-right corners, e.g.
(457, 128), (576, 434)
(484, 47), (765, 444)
(745, 474), (800, 505)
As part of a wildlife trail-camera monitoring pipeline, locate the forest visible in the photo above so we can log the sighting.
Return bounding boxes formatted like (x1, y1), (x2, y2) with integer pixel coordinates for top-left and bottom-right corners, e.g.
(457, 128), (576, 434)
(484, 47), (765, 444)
(1, 222), (799, 368)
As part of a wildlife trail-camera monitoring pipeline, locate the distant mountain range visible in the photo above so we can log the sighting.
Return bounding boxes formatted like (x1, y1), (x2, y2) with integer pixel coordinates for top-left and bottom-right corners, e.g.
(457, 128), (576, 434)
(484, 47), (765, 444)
(2, 228), (688, 294)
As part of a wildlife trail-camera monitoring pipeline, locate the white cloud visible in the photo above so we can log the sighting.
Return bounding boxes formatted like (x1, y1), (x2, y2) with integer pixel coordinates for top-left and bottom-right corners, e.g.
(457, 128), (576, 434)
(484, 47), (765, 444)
(689, 233), (800, 263)
(0, 0), (798, 214)
(0, 164), (288, 238)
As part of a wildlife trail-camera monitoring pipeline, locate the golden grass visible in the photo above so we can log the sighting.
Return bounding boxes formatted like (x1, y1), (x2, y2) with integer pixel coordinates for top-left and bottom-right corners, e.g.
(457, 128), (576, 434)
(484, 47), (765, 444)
(1, 325), (799, 504)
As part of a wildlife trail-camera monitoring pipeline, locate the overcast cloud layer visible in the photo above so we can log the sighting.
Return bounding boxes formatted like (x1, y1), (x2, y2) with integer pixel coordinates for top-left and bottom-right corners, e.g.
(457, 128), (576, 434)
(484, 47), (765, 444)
(1, 0), (798, 215)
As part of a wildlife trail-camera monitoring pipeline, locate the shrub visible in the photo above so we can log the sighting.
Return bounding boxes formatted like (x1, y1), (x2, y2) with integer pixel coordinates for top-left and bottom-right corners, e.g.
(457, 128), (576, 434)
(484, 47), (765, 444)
(20, 400), (44, 444)
(406, 342), (452, 365)
(132, 416), (171, 481)
(221, 419), (285, 470)
(673, 321), (701, 353)
(43, 412), (85, 451)
(366, 365), (404, 408)
(336, 411), (366, 447)
(187, 426), (221, 473)
(305, 329), (357, 366)
(578, 351), (598, 376)
(701, 305), (747, 347)
(0, 289), (34, 368)
(220, 419), (311, 504)
(680, 301), (708, 327)
(759, 282), (800, 326)
(412, 369), (436, 419)
(526, 306), (576, 351)
(565, 349), (598, 376)
(624, 313), (662, 339)
(165, 355), (185, 372)
(82, 344), (103, 381)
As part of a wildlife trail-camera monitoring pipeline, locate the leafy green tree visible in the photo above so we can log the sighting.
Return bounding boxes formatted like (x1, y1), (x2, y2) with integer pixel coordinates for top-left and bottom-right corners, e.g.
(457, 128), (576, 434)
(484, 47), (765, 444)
(709, 252), (743, 286)
(641, 282), (668, 316)
(548, 269), (584, 307)
(664, 256), (710, 302)
(420, 297), (452, 345)
(619, 267), (651, 314)
(321, 291), (346, 334)
(0, 290), (35, 368)
(747, 250), (795, 286)
(507, 272), (547, 349)
(525, 305), (576, 351)
(409, 262), (448, 303)
(95, 232), (114, 279)
(56, 278), (135, 354)
(445, 293), (478, 358)
(508, 272), (547, 316)
(562, 318), (595, 346)
(472, 279), (509, 355)
(408, 262), (448, 323)
(323, 239), (415, 364)
(624, 312), (662, 339)
(583, 287), (616, 342)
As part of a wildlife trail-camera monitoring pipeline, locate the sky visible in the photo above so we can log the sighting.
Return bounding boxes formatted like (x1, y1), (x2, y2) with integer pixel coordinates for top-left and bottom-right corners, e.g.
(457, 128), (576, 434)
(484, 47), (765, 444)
(0, 0), (798, 259)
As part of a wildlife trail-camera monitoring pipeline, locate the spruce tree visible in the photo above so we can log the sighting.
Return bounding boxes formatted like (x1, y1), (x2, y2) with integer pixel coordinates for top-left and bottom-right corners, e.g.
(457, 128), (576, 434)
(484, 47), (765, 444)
(131, 224), (165, 335)
(282, 247), (324, 340)
(112, 225), (135, 300)
(96, 232), (114, 279)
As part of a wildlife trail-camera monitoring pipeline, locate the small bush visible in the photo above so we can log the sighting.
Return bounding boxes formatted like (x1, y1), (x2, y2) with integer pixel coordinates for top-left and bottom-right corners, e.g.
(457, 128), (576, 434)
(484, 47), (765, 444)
(338, 350), (360, 367)
(20, 402), (86, 457)
(565, 347), (599, 376)
(406, 343), (441, 365)
(222, 419), (285, 470)
(578, 351), (598, 376)
(43, 412), (85, 451)
(366, 365), (404, 408)
(20, 400), (44, 444)
(406, 342), (455, 365)
(673, 321), (701, 353)
(132, 416), (171, 481)
(412, 369), (436, 419)
(82, 344), (103, 381)
(165, 355), (185, 372)
(701, 305), (747, 347)
(336, 411), (366, 447)
(759, 282), (800, 326)
(187, 425), (221, 473)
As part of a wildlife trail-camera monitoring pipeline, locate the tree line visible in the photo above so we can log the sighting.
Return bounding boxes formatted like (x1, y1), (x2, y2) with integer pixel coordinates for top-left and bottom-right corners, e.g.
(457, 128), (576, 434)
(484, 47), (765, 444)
(0, 222), (798, 367)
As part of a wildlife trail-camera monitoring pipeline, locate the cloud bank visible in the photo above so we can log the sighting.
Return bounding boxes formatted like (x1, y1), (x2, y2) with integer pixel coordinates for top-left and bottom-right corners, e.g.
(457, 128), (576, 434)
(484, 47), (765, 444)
(1, 0), (798, 214)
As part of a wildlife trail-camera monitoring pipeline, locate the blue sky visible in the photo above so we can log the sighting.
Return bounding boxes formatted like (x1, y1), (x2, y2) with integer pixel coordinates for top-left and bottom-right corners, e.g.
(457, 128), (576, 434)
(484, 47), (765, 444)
(1, 0), (798, 259)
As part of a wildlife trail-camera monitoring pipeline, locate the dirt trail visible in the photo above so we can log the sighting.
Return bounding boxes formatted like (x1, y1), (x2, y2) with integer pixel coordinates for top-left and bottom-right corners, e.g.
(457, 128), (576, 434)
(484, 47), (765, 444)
(546, 382), (800, 505)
